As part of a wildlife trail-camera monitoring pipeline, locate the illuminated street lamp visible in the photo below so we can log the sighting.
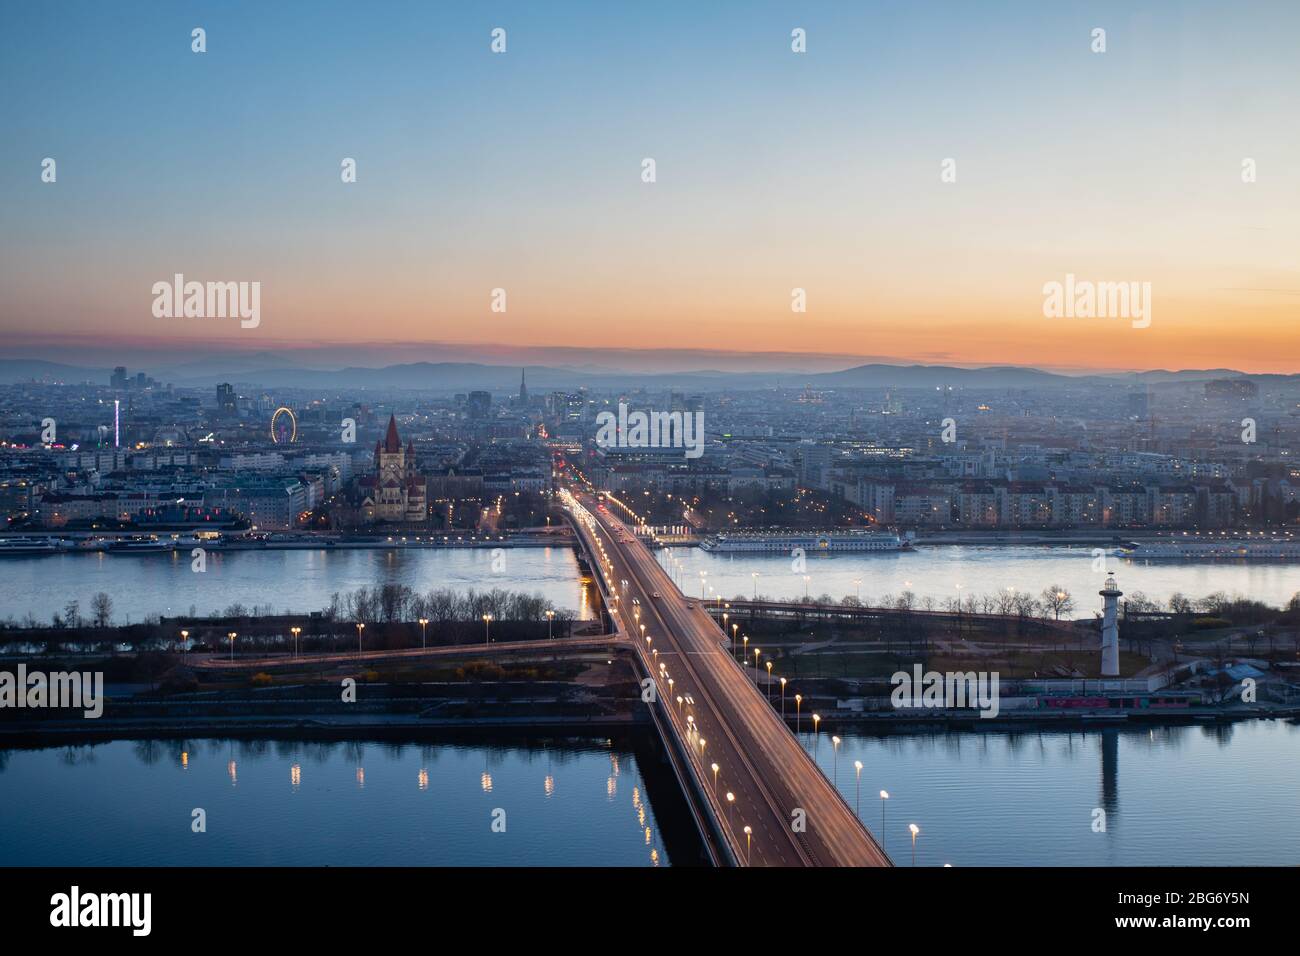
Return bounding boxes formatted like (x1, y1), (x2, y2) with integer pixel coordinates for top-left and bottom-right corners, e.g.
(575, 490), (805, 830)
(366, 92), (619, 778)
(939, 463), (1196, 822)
(418, 618), (428, 649)
(482, 613), (492, 645)
(832, 735), (841, 788)
(731, 623), (739, 658)
(765, 660), (773, 699)
(180, 629), (188, 659)
(880, 791), (890, 849)
(545, 609), (555, 639)
(854, 760), (864, 817)
(356, 621), (365, 657)
(291, 625), (301, 657)
(795, 694), (802, 735)
(711, 762), (719, 792)
(743, 825), (752, 865)
(726, 791), (735, 828)
(780, 677), (787, 719)
(742, 635), (749, 669)
(909, 823), (920, 867)
(812, 713), (821, 759)
(752, 648), (761, 686)
(228, 631), (237, 662)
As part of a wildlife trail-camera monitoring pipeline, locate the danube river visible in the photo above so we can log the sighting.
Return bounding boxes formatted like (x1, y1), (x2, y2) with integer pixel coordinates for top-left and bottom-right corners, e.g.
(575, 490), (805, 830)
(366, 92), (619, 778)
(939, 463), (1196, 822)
(0, 736), (686, 866)
(660, 544), (1300, 610)
(1, 543), (1295, 627)
(0, 546), (594, 625)
(2, 722), (1296, 866)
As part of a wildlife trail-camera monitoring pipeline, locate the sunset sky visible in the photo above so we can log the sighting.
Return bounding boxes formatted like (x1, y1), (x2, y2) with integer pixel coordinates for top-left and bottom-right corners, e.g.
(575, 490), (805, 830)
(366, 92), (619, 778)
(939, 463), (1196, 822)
(2, 0), (1297, 373)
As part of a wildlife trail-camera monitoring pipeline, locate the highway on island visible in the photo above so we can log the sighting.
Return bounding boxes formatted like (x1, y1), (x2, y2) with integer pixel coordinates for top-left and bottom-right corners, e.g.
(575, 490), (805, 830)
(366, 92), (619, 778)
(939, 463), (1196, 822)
(567, 489), (891, 867)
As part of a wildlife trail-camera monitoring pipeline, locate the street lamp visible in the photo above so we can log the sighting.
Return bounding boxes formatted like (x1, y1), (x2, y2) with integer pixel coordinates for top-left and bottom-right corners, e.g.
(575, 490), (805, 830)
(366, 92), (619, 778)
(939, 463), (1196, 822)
(832, 735), (841, 787)
(765, 660), (773, 699)
(711, 762), (719, 792)
(545, 609), (555, 639)
(291, 626), (301, 658)
(752, 648), (761, 686)
(751, 571), (759, 600)
(418, 618), (428, 649)
(880, 791), (890, 849)
(356, 622), (364, 657)
(180, 629), (188, 659)
(742, 635), (749, 669)
(854, 760), (863, 817)
(726, 791), (735, 828)
(795, 694), (802, 735)
(743, 825), (752, 865)
(731, 623), (739, 658)
(228, 631), (236, 662)
(780, 677), (787, 718)
(909, 823), (920, 867)
(812, 713), (821, 759)
(482, 613), (492, 644)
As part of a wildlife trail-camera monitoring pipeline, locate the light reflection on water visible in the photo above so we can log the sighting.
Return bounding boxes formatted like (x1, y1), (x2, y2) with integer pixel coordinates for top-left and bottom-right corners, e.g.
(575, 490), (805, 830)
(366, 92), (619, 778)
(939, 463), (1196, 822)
(0, 737), (670, 867)
(800, 720), (1300, 866)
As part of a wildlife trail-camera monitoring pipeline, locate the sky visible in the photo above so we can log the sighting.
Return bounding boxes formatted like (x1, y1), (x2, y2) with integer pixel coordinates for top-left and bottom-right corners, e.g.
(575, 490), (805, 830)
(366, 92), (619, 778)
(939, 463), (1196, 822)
(1, 0), (1297, 373)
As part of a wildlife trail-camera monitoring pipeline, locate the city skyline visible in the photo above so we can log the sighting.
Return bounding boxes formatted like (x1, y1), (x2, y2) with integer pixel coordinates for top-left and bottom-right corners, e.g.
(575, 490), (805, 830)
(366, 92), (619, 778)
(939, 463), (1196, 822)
(3, 1), (1298, 374)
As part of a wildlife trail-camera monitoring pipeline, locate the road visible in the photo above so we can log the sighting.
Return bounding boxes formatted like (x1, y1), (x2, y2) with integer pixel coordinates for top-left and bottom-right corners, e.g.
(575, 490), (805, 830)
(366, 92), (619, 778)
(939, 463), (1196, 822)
(567, 490), (891, 867)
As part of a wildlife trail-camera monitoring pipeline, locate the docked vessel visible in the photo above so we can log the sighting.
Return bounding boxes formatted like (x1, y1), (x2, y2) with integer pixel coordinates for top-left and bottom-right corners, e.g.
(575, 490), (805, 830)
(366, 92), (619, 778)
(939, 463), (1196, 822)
(1116, 537), (1300, 561)
(0, 536), (66, 556)
(106, 535), (176, 554)
(700, 528), (911, 554)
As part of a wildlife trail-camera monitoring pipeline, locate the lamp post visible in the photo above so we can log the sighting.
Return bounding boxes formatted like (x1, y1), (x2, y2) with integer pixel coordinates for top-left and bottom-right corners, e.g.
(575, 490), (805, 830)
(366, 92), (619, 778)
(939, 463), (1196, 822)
(711, 762), (719, 793)
(356, 622), (364, 658)
(228, 631), (236, 662)
(418, 618), (428, 649)
(180, 629), (188, 660)
(742, 635), (749, 670)
(880, 791), (889, 850)
(752, 648), (761, 686)
(795, 694), (802, 736)
(812, 713), (821, 759)
(731, 623), (739, 658)
(909, 823), (920, 867)
(832, 735), (841, 788)
(726, 791), (735, 829)
(780, 677), (787, 719)
(765, 661), (773, 700)
(751, 571), (759, 600)
(291, 626), (301, 658)
(854, 760), (863, 817)
(482, 613), (492, 645)
(743, 825), (752, 865)
(545, 609), (555, 639)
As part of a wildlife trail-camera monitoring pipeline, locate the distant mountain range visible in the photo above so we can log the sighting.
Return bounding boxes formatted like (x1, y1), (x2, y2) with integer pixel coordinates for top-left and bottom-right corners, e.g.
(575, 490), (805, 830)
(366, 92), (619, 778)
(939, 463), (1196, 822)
(0, 356), (1292, 393)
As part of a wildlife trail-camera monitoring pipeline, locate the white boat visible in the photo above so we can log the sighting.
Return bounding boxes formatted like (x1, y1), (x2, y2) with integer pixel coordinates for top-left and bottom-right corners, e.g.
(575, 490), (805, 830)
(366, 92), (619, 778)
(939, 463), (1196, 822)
(0, 536), (65, 556)
(700, 528), (910, 554)
(106, 535), (176, 554)
(1117, 538), (1300, 561)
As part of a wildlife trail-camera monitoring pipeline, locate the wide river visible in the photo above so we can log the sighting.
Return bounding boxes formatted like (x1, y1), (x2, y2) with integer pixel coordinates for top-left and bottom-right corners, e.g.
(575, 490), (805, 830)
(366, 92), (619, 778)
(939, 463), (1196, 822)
(0, 543), (1295, 626)
(2, 721), (1295, 866)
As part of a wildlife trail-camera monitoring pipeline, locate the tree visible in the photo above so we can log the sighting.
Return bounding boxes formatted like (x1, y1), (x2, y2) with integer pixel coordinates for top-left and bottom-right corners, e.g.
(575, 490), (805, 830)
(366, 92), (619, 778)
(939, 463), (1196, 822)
(1040, 586), (1075, 621)
(90, 592), (113, 628)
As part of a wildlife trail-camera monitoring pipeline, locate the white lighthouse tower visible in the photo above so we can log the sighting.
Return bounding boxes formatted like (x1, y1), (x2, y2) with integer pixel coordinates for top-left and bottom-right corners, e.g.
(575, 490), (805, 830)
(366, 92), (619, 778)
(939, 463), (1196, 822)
(1099, 574), (1122, 677)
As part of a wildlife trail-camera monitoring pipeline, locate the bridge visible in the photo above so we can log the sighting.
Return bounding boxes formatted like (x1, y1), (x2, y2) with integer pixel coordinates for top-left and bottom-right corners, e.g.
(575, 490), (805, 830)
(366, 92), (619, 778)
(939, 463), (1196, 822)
(561, 489), (892, 867)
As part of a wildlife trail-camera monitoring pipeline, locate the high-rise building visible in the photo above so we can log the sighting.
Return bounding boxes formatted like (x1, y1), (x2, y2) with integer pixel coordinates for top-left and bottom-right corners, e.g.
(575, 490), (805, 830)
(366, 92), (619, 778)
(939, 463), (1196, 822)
(467, 391), (492, 420)
(216, 383), (237, 418)
(111, 366), (127, 390)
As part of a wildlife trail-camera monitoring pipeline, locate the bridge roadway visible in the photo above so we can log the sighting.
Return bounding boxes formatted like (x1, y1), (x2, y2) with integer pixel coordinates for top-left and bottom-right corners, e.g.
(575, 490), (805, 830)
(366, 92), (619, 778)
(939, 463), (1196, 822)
(567, 491), (891, 867)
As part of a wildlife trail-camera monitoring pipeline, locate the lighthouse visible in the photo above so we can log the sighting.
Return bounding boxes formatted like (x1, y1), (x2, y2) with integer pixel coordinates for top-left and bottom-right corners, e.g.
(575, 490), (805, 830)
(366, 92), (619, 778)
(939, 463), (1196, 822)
(1099, 574), (1122, 677)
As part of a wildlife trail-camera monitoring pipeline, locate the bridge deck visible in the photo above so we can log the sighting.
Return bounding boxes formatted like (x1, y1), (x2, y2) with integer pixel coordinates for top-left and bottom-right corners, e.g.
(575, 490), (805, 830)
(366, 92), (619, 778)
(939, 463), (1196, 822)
(566, 491), (891, 868)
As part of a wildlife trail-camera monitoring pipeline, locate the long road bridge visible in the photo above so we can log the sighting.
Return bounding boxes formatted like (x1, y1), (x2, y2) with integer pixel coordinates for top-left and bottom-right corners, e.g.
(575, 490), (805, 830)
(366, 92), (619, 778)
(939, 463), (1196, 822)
(562, 489), (891, 868)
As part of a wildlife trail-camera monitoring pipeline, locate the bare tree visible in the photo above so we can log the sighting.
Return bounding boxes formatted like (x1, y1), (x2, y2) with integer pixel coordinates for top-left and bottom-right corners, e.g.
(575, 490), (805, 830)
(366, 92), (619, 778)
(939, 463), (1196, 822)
(90, 592), (113, 628)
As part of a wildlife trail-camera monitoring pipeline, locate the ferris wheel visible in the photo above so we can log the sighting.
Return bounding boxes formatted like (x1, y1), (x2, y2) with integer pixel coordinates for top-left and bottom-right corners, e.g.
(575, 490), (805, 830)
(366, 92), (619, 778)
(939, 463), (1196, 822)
(270, 406), (297, 444)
